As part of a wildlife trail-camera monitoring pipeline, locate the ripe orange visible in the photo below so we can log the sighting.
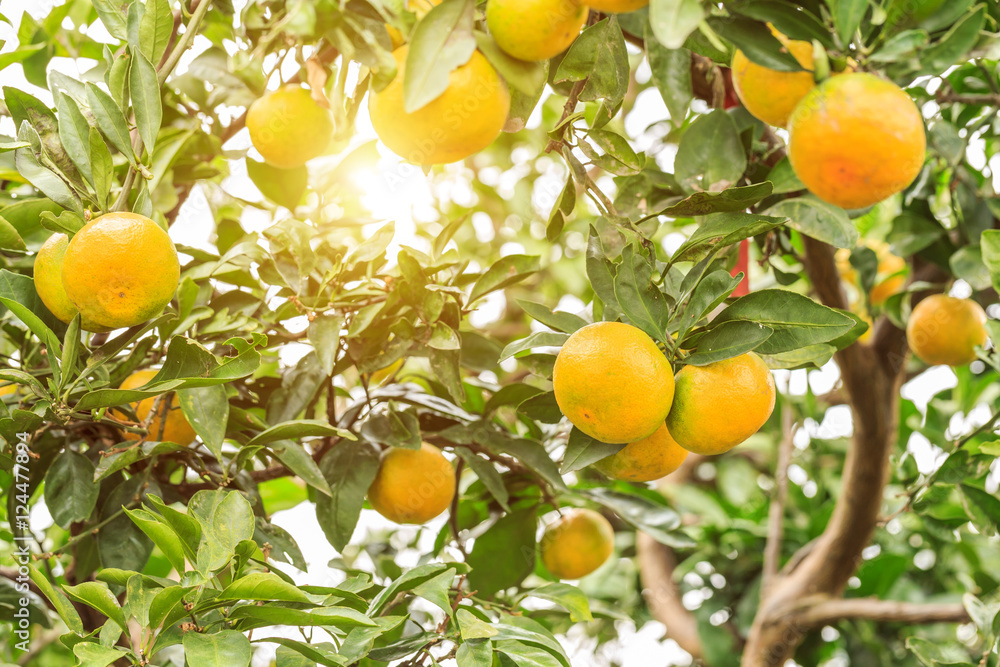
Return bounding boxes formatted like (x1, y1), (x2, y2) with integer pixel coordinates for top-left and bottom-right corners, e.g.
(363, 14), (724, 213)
(540, 508), (614, 579)
(62, 213), (179, 330)
(246, 86), (334, 169)
(486, 0), (588, 62)
(553, 322), (675, 444)
(731, 32), (815, 128)
(34, 233), (112, 333)
(117, 369), (197, 444)
(369, 47), (510, 165)
(367, 443), (456, 524)
(582, 0), (647, 12)
(666, 352), (775, 456)
(0, 384), (17, 398)
(906, 294), (988, 367)
(593, 423), (689, 482)
(788, 73), (926, 209)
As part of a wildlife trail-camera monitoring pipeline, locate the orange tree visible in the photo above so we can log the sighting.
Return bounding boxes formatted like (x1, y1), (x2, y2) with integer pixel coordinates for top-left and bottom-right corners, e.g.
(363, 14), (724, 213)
(1, 0), (1000, 665)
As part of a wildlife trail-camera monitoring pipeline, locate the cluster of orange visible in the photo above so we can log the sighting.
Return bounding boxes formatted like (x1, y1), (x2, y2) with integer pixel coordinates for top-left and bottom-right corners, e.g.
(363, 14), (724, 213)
(35, 213), (180, 333)
(732, 30), (926, 210)
(247, 0), (647, 169)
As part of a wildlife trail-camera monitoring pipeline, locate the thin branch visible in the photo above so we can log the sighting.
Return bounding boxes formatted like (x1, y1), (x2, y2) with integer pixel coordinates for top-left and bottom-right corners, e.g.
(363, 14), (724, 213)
(935, 92), (1000, 106)
(158, 0), (213, 86)
(796, 598), (969, 627)
(762, 407), (796, 597)
(636, 533), (704, 660)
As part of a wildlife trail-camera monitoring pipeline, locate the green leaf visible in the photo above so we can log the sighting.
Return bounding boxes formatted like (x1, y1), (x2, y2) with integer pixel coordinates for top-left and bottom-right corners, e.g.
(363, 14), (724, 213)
(14, 123), (81, 213)
(138, 0), (172, 64)
(467, 506), (538, 596)
(92, 0), (128, 39)
(523, 583), (592, 622)
(660, 182), (774, 217)
(458, 609), (499, 640)
(831, 0), (868, 47)
(982, 230), (1000, 294)
(455, 448), (510, 510)
(73, 644), (128, 667)
(188, 489), (256, 573)
(53, 89), (92, 184)
(245, 420), (355, 448)
(229, 603), (376, 630)
(0, 214), (25, 251)
(86, 82), (134, 161)
(268, 439), (332, 496)
(457, 639), (494, 667)
(671, 213), (786, 264)
(474, 32), (547, 96)
(584, 488), (692, 548)
(499, 331), (569, 362)
(124, 507), (187, 574)
(469, 255), (540, 303)
(89, 126), (114, 210)
(404, 0), (476, 113)
(316, 441), (381, 551)
(178, 384), (229, 463)
(712, 289), (856, 354)
(767, 157), (806, 194)
(517, 300), (587, 334)
(267, 638), (346, 667)
(246, 159), (307, 209)
(44, 450), (99, 528)
(219, 572), (313, 603)
(649, 0), (705, 49)
(411, 567), (457, 615)
(545, 175), (575, 242)
(961, 484), (1000, 535)
(766, 197), (858, 249)
(706, 16), (803, 71)
(148, 585), (189, 630)
(28, 566), (84, 635)
(182, 630), (252, 667)
(128, 48), (161, 153)
(0, 269), (65, 347)
(614, 243), (669, 341)
(683, 320), (773, 365)
(646, 27), (691, 126)
(675, 110), (747, 192)
(63, 581), (127, 630)
(950, 245), (991, 291)
(309, 314), (343, 375)
(582, 129), (642, 176)
(905, 637), (977, 666)
(561, 427), (625, 473)
(553, 18), (629, 111)
(730, 1), (834, 47)
(921, 5), (986, 73)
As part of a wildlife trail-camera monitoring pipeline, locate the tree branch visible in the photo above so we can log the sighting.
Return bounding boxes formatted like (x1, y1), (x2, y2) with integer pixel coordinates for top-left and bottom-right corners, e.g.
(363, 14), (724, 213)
(636, 533), (704, 660)
(796, 598), (969, 627)
(761, 407), (796, 596)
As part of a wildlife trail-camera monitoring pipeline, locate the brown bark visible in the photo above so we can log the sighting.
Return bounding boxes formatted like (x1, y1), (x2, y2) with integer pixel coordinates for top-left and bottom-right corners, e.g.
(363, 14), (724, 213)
(636, 532), (704, 660)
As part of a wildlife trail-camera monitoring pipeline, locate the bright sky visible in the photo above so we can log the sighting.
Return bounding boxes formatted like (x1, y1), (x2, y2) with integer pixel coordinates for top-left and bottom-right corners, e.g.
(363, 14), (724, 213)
(1, 1), (994, 665)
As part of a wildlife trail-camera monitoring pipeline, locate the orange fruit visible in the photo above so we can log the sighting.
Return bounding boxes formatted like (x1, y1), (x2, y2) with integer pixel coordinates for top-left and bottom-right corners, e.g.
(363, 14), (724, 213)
(117, 369), (197, 444)
(788, 73), (926, 209)
(246, 86), (334, 169)
(369, 47), (510, 164)
(0, 384), (17, 398)
(582, 0), (647, 12)
(731, 32), (815, 128)
(62, 212), (180, 330)
(34, 233), (112, 333)
(906, 294), (988, 367)
(666, 352), (775, 456)
(486, 0), (588, 62)
(540, 508), (614, 579)
(593, 423), (689, 482)
(367, 443), (456, 524)
(553, 322), (674, 444)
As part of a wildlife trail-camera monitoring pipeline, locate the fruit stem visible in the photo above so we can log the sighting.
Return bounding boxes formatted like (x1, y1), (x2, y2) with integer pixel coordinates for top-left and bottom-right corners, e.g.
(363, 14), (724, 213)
(811, 40), (830, 83)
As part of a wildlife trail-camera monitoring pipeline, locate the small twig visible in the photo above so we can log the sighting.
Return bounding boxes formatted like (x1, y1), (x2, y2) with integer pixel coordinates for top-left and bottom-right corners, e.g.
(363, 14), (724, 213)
(448, 459), (467, 557)
(762, 406), (797, 597)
